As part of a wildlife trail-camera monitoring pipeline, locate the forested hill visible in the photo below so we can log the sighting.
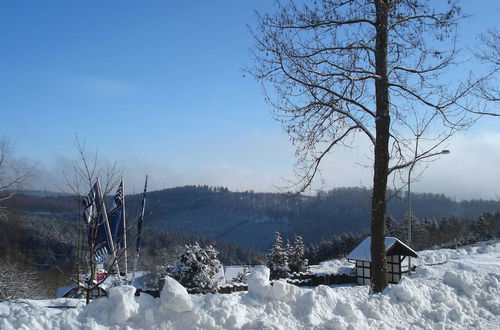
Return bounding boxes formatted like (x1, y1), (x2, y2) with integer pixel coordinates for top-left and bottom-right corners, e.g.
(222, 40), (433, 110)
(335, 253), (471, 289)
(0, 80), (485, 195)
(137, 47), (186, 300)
(123, 186), (500, 250)
(6, 186), (500, 251)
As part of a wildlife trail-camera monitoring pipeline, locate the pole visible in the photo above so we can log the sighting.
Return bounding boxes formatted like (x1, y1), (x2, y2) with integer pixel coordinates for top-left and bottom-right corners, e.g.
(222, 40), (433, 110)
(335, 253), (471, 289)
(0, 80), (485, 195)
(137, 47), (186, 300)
(121, 177), (128, 279)
(132, 175), (148, 282)
(407, 163), (414, 274)
(406, 150), (449, 275)
(96, 178), (121, 279)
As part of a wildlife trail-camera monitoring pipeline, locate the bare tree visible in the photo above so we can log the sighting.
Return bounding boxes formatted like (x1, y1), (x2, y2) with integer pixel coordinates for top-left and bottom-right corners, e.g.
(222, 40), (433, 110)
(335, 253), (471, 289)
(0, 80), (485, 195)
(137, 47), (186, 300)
(0, 139), (35, 214)
(473, 28), (500, 106)
(61, 136), (122, 198)
(250, 0), (494, 293)
(59, 136), (123, 304)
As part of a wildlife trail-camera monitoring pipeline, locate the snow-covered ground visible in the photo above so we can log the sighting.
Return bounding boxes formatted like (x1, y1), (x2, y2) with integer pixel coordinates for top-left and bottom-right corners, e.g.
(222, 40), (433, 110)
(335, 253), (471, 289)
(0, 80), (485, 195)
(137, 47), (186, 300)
(1, 241), (499, 329)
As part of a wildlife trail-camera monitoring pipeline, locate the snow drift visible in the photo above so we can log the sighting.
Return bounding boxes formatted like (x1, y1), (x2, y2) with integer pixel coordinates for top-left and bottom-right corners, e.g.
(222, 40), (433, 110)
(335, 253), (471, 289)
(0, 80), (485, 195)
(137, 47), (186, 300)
(1, 241), (499, 329)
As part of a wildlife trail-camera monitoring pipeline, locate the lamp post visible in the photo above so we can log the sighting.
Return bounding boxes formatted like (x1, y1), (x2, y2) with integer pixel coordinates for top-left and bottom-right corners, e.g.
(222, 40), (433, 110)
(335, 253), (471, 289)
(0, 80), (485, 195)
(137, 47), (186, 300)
(407, 149), (450, 274)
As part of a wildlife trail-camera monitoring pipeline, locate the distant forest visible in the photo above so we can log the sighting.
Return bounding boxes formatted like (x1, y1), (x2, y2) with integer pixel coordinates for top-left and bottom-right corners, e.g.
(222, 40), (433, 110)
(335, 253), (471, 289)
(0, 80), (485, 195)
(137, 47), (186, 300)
(3, 185), (500, 254)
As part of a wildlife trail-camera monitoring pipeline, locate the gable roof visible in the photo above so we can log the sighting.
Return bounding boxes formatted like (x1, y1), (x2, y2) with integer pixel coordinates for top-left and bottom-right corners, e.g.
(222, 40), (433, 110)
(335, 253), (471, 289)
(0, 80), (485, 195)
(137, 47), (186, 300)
(346, 236), (418, 262)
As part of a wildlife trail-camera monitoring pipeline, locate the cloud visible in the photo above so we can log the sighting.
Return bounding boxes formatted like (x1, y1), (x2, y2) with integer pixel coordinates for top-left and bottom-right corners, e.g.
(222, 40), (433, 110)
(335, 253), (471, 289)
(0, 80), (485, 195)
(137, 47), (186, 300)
(410, 131), (500, 200)
(31, 130), (500, 200)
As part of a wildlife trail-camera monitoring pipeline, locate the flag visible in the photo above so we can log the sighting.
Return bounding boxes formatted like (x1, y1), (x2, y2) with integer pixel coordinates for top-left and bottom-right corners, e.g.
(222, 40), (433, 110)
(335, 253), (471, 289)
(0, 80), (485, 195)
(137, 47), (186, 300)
(82, 184), (98, 224)
(136, 176), (148, 254)
(83, 180), (112, 259)
(108, 181), (124, 249)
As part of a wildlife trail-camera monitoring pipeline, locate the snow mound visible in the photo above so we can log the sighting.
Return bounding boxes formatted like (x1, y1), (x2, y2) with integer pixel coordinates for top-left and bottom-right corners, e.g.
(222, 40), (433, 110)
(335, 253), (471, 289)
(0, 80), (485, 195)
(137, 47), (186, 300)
(269, 280), (300, 302)
(443, 271), (477, 296)
(247, 265), (301, 302)
(82, 285), (139, 325)
(160, 276), (193, 313)
(247, 265), (271, 298)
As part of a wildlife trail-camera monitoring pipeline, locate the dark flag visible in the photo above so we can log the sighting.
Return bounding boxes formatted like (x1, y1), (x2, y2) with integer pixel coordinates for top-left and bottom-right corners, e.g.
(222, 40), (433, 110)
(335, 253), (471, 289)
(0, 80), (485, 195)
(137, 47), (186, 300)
(107, 181), (124, 249)
(136, 175), (148, 254)
(83, 180), (112, 259)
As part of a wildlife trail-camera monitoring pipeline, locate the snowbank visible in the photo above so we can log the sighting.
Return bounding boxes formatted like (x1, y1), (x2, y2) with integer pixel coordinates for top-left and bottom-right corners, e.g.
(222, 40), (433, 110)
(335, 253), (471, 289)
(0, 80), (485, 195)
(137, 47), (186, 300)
(0, 241), (499, 329)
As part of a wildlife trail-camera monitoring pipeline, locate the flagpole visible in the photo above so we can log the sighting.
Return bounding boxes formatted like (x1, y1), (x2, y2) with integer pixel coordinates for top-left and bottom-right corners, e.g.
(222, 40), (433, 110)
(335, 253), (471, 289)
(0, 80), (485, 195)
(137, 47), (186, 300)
(121, 177), (128, 280)
(96, 178), (121, 279)
(132, 175), (148, 282)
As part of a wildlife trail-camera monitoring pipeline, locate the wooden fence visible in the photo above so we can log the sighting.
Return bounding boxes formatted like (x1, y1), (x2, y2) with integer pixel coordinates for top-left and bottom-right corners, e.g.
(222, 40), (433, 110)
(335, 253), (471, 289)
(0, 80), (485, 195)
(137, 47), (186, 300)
(216, 272), (355, 294)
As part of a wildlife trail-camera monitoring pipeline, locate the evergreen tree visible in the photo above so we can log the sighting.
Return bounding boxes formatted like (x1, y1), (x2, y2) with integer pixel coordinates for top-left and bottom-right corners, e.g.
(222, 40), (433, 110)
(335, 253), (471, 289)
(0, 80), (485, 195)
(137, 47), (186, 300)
(266, 232), (290, 280)
(289, 235), (308, 273)
(169, 242), (222, 294)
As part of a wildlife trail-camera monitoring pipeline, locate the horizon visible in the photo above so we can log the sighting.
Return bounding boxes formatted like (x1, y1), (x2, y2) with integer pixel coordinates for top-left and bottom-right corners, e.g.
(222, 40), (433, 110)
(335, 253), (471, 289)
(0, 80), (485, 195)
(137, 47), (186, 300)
(16, 184), (500, 202)
(1, 1), (499, 200)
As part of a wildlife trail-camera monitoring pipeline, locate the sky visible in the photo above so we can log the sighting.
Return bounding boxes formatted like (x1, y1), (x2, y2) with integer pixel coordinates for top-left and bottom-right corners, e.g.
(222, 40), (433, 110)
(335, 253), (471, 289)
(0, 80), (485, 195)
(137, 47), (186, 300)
(0, 0), (499, 200)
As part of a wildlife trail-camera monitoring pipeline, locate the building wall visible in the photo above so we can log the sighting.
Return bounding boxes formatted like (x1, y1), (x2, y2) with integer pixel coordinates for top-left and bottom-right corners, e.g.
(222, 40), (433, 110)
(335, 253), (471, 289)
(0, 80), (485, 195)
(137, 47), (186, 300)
(355, 255), (410, 285)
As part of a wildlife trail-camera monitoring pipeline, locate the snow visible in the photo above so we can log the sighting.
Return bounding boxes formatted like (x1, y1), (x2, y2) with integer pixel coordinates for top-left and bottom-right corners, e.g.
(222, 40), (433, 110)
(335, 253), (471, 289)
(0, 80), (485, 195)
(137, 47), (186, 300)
(160, 277), (193, 313)
(247, 265), (271, 298)
(1, 240), (499, 329)
(346, 236), (415, 262)
(309, 258), (354, 276)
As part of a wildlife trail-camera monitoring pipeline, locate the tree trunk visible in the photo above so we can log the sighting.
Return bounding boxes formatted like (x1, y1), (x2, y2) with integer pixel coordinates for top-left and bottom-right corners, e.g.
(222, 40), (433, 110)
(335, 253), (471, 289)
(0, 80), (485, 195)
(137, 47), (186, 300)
(371, 0), (390, 294)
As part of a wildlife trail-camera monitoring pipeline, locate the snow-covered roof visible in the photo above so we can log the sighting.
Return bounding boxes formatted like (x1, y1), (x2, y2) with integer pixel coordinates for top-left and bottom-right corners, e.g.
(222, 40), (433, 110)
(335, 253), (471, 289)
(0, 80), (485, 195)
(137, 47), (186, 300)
(346, 236), (417, 262)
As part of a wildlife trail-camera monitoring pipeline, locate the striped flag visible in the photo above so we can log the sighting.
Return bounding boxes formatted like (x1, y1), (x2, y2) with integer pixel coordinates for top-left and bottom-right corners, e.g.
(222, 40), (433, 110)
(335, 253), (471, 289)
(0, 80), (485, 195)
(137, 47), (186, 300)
(108, 181), (125, 249)
(82, 183), (98, 224)
(83, 180), (112, 259)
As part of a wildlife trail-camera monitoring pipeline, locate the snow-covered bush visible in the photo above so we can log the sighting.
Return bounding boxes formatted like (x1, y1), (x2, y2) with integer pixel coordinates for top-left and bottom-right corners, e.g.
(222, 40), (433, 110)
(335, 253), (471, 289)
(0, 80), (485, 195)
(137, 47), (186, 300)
(0, 257), (48, 301)
(288, 235), (308, 273)
(232, 267), (251, 284)
(169, 242), (222, 294)
(267, 232), (290, 280)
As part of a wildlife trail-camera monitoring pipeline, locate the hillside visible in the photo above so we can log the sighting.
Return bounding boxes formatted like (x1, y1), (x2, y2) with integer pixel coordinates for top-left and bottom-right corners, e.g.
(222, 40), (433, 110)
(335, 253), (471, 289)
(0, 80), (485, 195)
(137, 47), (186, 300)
(129, 186), (500, 250)
(4, 186), (500, 252)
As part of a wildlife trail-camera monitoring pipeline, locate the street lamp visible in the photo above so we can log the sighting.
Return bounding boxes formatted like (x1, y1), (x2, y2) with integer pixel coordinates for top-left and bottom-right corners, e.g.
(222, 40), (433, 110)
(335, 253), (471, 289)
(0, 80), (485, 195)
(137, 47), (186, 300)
(407, 149), (450, 274)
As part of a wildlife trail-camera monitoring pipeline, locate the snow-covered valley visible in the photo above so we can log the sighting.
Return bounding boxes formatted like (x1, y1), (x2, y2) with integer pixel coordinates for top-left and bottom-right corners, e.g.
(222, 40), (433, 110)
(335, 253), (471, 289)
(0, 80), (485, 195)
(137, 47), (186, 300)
(1, 241), (499, 329)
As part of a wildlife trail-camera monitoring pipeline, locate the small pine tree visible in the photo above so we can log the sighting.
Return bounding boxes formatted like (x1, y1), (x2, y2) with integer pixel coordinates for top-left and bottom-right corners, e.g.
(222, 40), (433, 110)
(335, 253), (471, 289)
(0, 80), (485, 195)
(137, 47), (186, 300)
(266, 232), (290, 280)
(169, 242), (222, 294)
(289, 235), (308, 274)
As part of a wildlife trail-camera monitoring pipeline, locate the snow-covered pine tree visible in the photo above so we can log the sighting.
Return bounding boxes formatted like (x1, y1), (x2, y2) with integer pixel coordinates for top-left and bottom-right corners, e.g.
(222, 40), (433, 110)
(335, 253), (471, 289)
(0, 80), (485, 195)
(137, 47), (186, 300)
(169, 242), (222, 294)
(266, 232), (290, 280)
(289, 235), (308, 274)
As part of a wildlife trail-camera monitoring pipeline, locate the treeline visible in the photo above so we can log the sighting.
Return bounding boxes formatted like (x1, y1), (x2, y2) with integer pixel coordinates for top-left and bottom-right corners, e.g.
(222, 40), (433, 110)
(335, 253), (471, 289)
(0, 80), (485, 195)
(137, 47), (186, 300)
(305, 212), (500, 264)
(138, 186), (500, 249)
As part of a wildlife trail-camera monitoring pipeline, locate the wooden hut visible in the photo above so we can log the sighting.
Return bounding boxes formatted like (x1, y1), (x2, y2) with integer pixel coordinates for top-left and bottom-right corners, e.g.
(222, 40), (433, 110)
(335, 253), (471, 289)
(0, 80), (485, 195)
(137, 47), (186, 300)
(347, 237), (418, 286)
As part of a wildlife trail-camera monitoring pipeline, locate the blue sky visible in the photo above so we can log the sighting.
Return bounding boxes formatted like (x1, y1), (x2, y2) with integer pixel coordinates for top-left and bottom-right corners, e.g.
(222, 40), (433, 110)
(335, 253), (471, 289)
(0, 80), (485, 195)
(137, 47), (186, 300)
(1, 1), (499, 198)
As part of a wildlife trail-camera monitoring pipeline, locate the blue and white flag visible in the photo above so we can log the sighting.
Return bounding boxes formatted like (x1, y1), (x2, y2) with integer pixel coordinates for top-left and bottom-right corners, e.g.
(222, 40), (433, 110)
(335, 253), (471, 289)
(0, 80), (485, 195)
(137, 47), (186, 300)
(108, 181), (124, 249)
(83, 180), (112, 259)
(82, 184), (98, 224)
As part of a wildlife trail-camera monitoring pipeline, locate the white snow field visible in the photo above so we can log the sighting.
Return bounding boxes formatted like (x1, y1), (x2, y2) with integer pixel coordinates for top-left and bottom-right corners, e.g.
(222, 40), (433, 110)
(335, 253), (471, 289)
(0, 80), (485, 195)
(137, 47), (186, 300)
(1, 241), (499, 330)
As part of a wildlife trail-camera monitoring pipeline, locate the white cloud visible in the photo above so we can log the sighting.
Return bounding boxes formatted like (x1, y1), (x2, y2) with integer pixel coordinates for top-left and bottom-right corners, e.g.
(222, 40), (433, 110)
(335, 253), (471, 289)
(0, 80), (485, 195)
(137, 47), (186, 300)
(32, 130), (500, 200)
(409, 131), (500, 200)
